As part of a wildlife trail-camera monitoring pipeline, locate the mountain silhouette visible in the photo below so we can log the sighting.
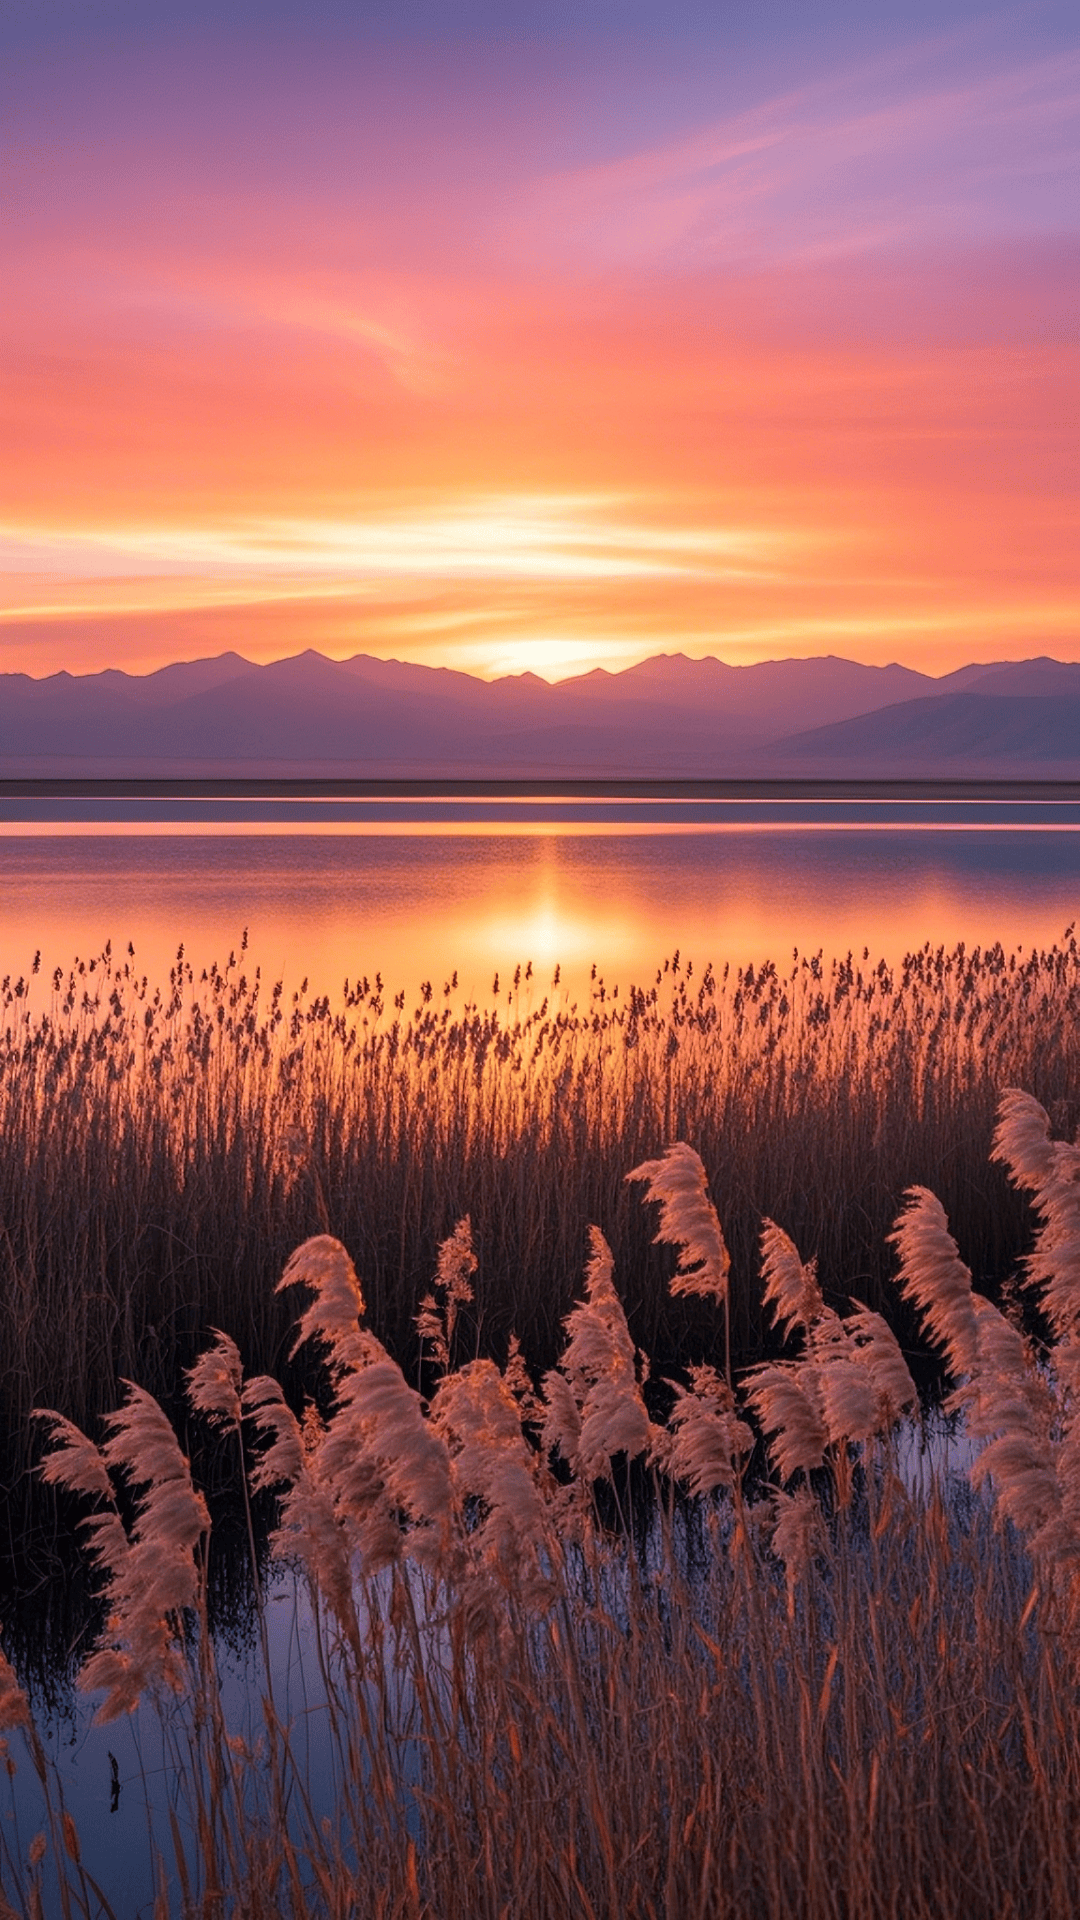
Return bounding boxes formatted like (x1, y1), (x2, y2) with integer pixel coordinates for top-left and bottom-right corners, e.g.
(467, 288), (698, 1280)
(0, 648), (1077, 777)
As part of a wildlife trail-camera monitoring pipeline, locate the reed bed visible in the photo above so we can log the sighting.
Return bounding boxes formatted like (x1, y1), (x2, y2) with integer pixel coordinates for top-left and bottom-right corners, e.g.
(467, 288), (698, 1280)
(4, 1101), (1080, 1918)
(4, 930), (1080, 1488)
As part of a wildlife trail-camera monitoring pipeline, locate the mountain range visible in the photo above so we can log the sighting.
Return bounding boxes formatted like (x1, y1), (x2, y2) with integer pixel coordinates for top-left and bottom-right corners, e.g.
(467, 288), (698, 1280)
(2, 649), (1079, 778)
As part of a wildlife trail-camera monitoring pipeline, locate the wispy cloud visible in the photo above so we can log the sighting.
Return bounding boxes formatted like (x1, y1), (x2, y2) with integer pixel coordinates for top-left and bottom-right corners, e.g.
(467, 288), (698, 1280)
(514, 41), (1080, 271)
(0, 495), (798, 600)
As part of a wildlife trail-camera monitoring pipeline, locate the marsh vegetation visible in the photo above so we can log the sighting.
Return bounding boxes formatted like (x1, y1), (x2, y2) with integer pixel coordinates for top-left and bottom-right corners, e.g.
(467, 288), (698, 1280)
(3, 929), (1080, 1479)
(4, 1102), (1080, 1916)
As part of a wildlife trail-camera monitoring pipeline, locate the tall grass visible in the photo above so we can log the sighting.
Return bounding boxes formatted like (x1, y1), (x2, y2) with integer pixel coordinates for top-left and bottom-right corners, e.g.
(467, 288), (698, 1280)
(5, 1107), (1080, 1917)
(4, 930), (1080, 1484)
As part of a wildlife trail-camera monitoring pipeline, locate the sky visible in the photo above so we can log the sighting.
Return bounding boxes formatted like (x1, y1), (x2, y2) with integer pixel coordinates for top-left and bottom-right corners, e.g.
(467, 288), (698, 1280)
(1, 0), (1077, 682)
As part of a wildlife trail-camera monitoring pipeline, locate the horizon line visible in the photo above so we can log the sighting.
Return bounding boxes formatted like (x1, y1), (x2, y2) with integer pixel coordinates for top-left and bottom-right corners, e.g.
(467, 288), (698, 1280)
(1, 642), (1074, 689)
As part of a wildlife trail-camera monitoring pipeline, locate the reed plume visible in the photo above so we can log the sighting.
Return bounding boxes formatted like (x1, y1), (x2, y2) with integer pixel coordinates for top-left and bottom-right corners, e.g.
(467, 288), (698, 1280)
(743, 1363), (827, 1483)
(544, 1227), (652, 1481)
(283, 1235), (453, 1570)
(889, 1186), (978, 1377)
(431, 1358), (550, 1579)
(38, 1388), (209, 1722)
(321, 1349), (453, 1567)
(810, 1310), (882, 1449)
(768, 1487), (828, 1614)
(280, 1235), (366, 1371)
(760, 1218), (824, 1343)
(626, 1142), (729, 1304)
(416, 1216), (476, 1375)
(957, 1295), (1062, 1547)
(993, 1089), (1080, 1341)
(186, 1328), (244, 1432)
(34, 1410), (132, 1596)
(241, 1375), (305, 1492)
(658, 1364), (753, 1497)
(844, 1304), (918, 1425)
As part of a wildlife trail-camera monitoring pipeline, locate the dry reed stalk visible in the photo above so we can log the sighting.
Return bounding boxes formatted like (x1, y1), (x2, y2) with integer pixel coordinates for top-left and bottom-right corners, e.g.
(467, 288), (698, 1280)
(889, 1185), (979, 1376)
(656, 1363), (753, 1497)
(4, 931), (1080, 1482)
(543, 1227), (653, 1485)
(14, 1037), (1080, 1913)
(760, 1217), (825, 1342)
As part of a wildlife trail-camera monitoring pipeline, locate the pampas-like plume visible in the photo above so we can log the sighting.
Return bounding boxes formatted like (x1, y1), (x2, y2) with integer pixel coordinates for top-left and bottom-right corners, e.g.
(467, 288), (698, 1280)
(504, 1333), (542, 1427)
(540, 1370), (582, 1466)
(241, 1377), (304, 1493)
(889, 1187), (978, 1377)
(241, 1377), (363, 1649)
(34, 1411), (131, 1592)
(993, 1090), (1080, 1341)
(282, 1231), (453, 1569)
(959, 1295), (1062, 1547)
(432, 1359), (549, 1565)
(845, 1305), (919, 1425)
(417, 1216), (477, 1372)
(993, 1087), (1061, 1196)
(321, 1346), (453, 1551)
(546, 1227), (652, 1481)
(659, 1365), (753, 1497)
(273, 1468), (365, 1652)
(280, 1235), (366, 1371)
(744, 1364), (827, 1483)
(0, 1647), (29, 1732)
(769, 1488), (827, 1615)
(760, 1220), (824, 1344)
(39, 1388), (209, 1722)
(810, 1311), (881, 1448)
(34, 1410), (113, 1503)
(435, 1216), (477, 1311)
(186, 1328), (243, 1431)
(626, 1143), (729, 1304)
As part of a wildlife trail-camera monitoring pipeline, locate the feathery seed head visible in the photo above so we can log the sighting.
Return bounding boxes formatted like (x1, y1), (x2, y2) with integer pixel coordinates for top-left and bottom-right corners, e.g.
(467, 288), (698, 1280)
(745, 1363), (827, 1482)
(242, 1376), (305, 1492)
(435, 1216), (477, 1307)
(889, 1186), (978, 1377)
(811, 1313), (880, 1447)
(760, 1219), (824, 1343)
(993, 1090), (1080, 1341)
(769, 1488), (827, 1613)
(553, 1228), (654, 1478)
(541, 1370), (582, 1467)
(186, 1328), (243, 1431)
(845, 1305), (918, 1424)
(280, 1235), (366, 1368)
(34, 1410), (113, 1503)
(661, 1365), (754, 1496)
(432, 1359), (549, 1561)
(993, 1089), (1060, 1196)
(626, 1142), (730, 1304)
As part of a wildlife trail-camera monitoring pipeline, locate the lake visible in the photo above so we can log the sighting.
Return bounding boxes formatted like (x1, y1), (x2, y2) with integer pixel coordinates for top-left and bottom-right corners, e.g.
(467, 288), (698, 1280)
(3, 789), (1080, 996)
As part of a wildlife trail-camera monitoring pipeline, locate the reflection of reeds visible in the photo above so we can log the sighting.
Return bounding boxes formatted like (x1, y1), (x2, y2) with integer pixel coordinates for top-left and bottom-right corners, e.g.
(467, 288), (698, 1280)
(3, 932), (1080, 1473)
(8, 1114), (1080, 1917)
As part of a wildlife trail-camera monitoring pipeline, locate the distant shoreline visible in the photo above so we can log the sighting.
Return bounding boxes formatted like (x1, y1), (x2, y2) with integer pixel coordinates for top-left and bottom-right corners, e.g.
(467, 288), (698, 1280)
(4, 775), (1080, 802)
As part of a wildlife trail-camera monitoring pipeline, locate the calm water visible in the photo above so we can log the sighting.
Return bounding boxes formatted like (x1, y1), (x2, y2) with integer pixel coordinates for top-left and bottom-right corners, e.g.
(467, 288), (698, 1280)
(3, 795), (1080, 996)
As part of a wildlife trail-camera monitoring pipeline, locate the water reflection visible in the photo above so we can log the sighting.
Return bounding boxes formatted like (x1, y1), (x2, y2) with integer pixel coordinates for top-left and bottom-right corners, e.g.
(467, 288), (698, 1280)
(1, 815), (1080, 1001)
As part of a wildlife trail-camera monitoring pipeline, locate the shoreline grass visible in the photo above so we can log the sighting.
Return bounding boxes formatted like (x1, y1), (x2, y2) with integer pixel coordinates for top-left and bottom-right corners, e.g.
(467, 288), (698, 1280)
(5, 1108), (1080, 1916)
(3, 930), (1080, 1473)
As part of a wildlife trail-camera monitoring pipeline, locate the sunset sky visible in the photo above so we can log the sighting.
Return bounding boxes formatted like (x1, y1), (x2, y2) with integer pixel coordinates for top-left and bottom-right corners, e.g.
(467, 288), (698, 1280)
(2, 0), (1077, 682)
